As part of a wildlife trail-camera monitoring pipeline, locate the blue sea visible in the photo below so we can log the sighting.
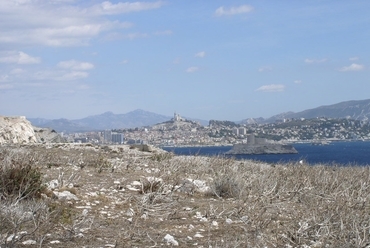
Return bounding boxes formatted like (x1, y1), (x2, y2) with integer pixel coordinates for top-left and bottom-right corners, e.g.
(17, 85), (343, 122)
(162, 141), (370, 166)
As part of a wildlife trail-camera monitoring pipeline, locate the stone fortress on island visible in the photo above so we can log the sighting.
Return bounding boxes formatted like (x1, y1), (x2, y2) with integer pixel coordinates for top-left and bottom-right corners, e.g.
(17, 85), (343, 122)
(226, 134), (298, 155)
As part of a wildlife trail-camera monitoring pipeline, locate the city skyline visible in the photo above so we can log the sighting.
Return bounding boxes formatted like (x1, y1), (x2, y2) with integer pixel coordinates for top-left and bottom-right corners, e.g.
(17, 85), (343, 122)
(0, 1), (369, 121)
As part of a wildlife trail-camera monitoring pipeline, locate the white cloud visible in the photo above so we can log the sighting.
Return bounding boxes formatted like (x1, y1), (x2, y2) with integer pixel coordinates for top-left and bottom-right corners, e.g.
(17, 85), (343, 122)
(78, 84), (90, 90)
(0, 84), (13, 90)
(258, 66), (272, 72)
(349, 57), (359, 61)
(186, 67), (199, 73)
(173, 58), (181, 64)
(153, 30), (172, 36)
(88, 1), (164, 15)
(33, 69), (89, 81)
(126, 32), (149, 40)
(195, 51), (206, 58)
(255, 84), (285, 92)
(304, 58), (327, 64)
(0, 1), (159, 47)
(294, 80), (302, 84)
(10, 69), (25, 75)
(57, 60), (94, 70)
(339, 63), (364, 72)
(215, 5), (253, 16)
(0, 74), (10, 82)
(58, 71), (89, 81)
(121, 60), (129, 64)
(0, 51), (41, 64)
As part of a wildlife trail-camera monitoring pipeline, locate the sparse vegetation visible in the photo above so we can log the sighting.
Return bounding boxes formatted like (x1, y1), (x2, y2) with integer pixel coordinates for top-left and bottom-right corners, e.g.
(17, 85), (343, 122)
(0, 144), (369, 247)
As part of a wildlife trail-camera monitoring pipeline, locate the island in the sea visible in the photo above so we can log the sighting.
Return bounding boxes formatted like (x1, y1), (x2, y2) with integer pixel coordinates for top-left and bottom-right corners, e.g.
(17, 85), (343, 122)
(226, 134), (298, 155)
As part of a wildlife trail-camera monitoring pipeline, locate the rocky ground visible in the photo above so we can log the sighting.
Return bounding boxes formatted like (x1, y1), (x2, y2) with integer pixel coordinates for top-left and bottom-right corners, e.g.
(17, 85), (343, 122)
(1, 143), (370, 247)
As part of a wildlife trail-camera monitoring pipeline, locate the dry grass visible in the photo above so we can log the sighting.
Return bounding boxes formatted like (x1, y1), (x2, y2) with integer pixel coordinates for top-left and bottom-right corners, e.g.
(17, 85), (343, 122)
(0, 144), (369, 247)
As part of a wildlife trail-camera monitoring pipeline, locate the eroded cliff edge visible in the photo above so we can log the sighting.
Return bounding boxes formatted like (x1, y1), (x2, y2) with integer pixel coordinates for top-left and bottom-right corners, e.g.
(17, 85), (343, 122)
(0, 116), (63, 144)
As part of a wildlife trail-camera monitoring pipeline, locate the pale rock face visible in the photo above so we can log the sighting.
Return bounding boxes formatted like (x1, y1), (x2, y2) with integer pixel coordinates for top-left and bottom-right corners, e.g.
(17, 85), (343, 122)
(0, 116), (37, 144)
(0, 115), (60, 144)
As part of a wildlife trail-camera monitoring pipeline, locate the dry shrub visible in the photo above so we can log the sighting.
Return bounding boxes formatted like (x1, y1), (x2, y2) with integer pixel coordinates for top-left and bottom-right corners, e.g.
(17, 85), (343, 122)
(0, 148), (45, 201)
(150, 152), (174, 162)
(155, 154), (370, 246)
(211, 176), (241, 198)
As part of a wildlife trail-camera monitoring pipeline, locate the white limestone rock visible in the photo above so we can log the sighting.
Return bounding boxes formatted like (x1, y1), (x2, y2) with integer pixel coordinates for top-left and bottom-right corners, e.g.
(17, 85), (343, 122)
(0, 116), (37, 144)
(22, 240), (37, 245)
(164, 234), (179, 246)
(0, 115), (61, 144)
(54, 191), (79, 201)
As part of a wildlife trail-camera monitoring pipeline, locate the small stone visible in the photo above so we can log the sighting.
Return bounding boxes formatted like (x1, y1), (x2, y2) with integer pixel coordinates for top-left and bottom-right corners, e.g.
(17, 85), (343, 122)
(54, 191), (79, 201)
(50, 240), (61, 244)
(7, 234), (16, 242)
(126, 186), (140, 191)
(226, 218), (233, 224)
(131, 181), (141, 186)
(126, 208), (135, 216)
(47, 179), (59, 190)
(22, 240), (37, 245)
(194, 233), (204, 238)
(164, 234), (179, 246)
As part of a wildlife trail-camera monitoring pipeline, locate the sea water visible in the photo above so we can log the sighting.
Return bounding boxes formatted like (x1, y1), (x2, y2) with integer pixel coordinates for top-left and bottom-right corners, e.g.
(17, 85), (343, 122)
(162, 141), (370, 166)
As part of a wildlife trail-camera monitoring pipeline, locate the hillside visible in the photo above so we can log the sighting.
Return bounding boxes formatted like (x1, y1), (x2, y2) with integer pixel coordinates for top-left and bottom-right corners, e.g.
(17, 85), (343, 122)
(28, 110), (208, 133)
(267, 99), (370, 122)
(1, 144), (369, 247)
(28, 110), (173, 133)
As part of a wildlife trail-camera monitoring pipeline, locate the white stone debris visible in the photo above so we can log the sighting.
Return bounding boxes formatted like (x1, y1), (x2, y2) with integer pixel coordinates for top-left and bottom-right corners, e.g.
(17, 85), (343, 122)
(54, 191), (79, 201)
(164, 234), (179, 246)
(187, 179), (210, 193)
(226, 218), (233, 224)
(47, 179), (59, 190)
(194, 233), (204, 238)
(22, 240), (37, 245)
(126, 208), (135, 216)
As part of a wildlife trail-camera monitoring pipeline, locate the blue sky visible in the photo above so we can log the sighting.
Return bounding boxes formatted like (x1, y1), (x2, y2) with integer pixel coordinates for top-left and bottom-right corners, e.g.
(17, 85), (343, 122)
(0, 0), (369, 121)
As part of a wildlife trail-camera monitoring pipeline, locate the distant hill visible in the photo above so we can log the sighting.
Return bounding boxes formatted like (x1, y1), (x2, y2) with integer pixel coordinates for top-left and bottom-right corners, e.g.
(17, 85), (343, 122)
(27, 99), (370, 133)
(73, 110), (172, 130)
(28, 109), (172, 133)
(239, 99), (370, 124)
(267, 99), (370, 122)
(27, 110), (208, 133)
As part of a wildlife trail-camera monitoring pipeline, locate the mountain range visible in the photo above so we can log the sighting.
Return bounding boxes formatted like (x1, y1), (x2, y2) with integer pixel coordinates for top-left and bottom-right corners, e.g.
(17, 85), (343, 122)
(28, 109), (208, 133)
(27, 99), (370, 133)
(241, 99), (370, 124)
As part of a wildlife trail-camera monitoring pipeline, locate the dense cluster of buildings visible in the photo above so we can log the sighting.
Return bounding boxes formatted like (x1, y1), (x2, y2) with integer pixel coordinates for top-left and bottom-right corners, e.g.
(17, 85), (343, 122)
(64, 116), (370, 146)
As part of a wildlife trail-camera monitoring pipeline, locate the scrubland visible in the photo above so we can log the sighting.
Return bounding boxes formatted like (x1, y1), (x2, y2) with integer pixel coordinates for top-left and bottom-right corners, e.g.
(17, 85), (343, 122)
(1, 143), (369, 247)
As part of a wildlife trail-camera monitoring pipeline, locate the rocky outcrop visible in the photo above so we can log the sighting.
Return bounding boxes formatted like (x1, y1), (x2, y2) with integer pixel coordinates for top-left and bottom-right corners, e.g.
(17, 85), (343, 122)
(0, 116), (37, 144)
(226, 144), (298, 155)
(0, 116), (62, 144)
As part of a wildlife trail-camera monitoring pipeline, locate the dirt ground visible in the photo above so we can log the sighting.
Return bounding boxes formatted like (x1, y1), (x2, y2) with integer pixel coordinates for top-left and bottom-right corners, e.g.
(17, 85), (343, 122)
(1, 143), (370, 247)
